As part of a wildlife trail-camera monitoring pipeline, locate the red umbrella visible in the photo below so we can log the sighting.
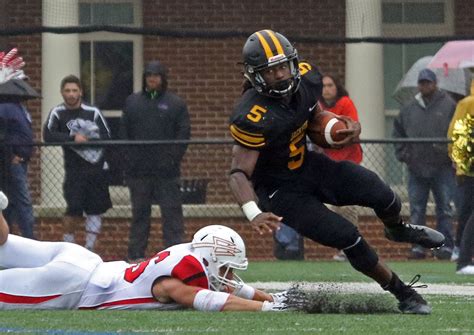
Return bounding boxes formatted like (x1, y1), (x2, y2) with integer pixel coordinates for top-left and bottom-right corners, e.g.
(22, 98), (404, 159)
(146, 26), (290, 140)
(428, 41), (474, 71)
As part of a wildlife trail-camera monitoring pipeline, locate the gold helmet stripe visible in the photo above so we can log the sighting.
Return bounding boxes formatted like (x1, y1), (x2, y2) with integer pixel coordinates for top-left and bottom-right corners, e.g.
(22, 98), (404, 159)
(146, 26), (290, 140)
(255, 31), (274, 59)
(265, 30), (284, 55)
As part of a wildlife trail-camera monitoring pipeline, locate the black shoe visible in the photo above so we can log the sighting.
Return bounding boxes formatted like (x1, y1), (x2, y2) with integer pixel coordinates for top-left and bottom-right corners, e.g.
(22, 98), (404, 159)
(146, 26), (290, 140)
(408, 248), (426, 260)
(397, 275), (432, 315)
(384, 222), (445, 249)
(433, 246), (452, 260)
(399, 291), (432, 314)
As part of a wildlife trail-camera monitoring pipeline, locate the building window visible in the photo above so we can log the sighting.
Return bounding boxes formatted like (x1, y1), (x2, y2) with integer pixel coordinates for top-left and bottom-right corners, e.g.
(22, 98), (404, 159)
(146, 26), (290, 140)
(80, 41), (133, 110)
(383, 0), (453, 110)
(382, 0), (453, 186)
(382, 2), (445, 24)
(79, 2), (135, 25)
(79, 1), (142, 116)
(383, 43), (443, 110)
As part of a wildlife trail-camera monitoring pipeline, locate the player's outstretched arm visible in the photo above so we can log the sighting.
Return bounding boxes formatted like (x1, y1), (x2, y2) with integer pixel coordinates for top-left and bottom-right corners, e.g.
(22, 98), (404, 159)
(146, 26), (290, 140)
(0, 191), (10, 245)
(152, 277), (285, 312)
(229, 145), (282, 234)
(231, 283), (273, 302)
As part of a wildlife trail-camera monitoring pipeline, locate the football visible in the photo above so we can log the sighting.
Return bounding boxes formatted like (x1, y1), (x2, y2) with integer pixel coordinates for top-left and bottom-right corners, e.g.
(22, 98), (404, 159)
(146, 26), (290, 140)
(307, 111), (348, 148)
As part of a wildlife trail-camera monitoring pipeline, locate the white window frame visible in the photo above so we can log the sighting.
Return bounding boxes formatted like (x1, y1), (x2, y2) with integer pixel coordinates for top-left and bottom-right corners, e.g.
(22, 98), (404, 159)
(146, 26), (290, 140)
(382, 0), (454, 117)
(78, 0), (143, 117)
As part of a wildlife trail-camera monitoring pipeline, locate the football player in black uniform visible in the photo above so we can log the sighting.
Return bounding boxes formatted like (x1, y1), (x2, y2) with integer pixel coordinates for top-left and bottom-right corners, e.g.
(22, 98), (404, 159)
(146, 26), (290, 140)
(229, 29), (446, 315)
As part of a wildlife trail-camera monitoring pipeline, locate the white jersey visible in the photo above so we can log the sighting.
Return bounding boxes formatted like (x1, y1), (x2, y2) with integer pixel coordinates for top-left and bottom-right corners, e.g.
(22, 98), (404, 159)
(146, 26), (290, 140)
(79, 243), (210, 310)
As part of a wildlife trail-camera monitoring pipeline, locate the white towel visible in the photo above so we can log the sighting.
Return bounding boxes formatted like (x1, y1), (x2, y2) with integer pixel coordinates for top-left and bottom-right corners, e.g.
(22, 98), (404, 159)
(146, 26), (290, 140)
(69, 119), (103, 164)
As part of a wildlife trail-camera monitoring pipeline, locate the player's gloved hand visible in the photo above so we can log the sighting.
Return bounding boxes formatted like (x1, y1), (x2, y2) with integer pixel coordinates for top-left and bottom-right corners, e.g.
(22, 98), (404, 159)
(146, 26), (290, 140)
(0, 191), (8, 210)
(261, 300), (289, 312)
(270, 290), (289, 304)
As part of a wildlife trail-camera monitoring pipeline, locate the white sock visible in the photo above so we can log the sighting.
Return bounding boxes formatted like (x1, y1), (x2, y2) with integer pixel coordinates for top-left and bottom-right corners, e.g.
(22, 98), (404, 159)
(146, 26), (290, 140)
(85, 215), (101, 250)
(64, 233), (75, 243)
(85, 233), (97, 250)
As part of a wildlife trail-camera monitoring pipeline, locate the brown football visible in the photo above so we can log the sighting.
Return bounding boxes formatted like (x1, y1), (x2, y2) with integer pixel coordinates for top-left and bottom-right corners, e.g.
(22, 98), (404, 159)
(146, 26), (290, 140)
(307, 111), (348, 148)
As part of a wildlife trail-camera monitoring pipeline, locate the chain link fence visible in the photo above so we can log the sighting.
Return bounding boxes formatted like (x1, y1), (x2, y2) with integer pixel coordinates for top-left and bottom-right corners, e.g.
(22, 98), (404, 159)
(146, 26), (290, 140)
(1, 138), (453, 214)
(0, 139), (457, 259)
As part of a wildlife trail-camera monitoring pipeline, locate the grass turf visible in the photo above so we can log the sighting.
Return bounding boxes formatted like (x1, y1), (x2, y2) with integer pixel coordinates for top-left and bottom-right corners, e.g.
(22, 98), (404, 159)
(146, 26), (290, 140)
(1, 261), (473, 334)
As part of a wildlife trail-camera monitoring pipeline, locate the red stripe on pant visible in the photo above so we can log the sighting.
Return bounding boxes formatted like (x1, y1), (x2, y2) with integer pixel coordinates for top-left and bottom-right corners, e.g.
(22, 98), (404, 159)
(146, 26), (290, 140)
(0, 292), (61, 304)
(79, 297), (157, 309)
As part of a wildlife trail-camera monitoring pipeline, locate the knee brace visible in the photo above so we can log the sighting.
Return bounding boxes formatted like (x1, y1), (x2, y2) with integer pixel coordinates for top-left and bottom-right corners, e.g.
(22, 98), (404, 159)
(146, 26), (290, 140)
(374, 192), (402, 227)
(343, 237), (379, 273)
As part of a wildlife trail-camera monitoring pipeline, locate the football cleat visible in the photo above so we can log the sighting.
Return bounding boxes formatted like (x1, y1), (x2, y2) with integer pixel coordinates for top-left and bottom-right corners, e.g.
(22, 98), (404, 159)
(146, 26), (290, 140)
(397, 275), (432, 315)
(398, 291), (432, 315)
(456, 265), (474, 275)
(384, 221), (445, 249)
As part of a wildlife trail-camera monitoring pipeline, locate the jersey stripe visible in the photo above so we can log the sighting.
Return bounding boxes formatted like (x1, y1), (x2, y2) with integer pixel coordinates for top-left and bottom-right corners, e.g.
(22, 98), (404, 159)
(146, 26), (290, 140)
(182, 271), (207, 285)
(78, 297), (157, 310)
(0, 292), (61, 304)
(255, 31), (274, 59)
(265, 30), (284, 55)
(172, 255), (209, 289)
(230, 125), (265, 147)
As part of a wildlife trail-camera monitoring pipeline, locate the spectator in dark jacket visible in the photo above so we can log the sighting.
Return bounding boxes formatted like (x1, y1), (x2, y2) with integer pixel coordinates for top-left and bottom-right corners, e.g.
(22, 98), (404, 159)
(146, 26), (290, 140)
(120, 61), (190, 261)
(393, 68), (456, 260)
(0, 101), (35, 238)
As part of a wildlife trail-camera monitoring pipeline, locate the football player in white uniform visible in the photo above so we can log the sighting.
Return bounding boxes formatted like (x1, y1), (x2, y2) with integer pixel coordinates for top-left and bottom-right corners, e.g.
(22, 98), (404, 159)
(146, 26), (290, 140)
(0, 191), (287, 311)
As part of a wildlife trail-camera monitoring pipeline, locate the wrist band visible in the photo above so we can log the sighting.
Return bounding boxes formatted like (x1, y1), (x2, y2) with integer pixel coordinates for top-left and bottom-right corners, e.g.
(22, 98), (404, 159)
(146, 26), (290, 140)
(234, 284), (256, 300)
(241, 201), (262, 222)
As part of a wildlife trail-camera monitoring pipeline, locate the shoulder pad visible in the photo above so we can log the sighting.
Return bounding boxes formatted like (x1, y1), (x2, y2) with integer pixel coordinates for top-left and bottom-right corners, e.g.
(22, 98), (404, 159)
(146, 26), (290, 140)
(299, 61), (323, 87)
(171, 255), (209, 289)
(230, 92), (269, 149)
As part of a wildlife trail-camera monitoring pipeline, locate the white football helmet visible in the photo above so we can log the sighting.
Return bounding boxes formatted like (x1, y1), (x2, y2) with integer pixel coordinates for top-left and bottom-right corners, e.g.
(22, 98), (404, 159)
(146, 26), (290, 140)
(191, 225), (248, 291)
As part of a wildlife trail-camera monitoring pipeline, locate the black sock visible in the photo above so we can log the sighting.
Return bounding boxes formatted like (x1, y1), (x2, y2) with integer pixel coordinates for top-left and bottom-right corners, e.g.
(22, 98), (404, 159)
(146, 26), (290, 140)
(383, 216), (403, 228)
(382, 272), (409, 300)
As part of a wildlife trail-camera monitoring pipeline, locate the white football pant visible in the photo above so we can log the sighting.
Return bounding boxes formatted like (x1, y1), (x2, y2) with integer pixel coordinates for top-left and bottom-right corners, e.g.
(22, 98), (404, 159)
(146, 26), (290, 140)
(0, 235), (102, 309)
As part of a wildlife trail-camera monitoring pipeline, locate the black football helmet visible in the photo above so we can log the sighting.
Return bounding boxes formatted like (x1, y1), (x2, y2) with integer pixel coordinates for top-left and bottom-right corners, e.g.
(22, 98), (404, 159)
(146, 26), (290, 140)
(242, 29), (300, 97)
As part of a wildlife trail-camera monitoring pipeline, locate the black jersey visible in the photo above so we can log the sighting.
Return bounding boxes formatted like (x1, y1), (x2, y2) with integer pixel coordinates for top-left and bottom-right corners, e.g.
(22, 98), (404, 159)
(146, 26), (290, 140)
(43, 103), (111, 172)
(229, 62), (323, 189)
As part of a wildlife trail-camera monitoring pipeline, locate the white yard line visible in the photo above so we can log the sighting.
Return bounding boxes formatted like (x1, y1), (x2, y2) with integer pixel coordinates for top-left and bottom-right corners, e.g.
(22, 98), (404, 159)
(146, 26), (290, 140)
(250, 281), (474, 296)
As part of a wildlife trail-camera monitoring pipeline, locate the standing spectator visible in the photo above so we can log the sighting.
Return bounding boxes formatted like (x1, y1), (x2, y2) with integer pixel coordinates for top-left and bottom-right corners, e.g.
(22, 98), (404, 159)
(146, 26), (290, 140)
(0, 48), (39, 239)
(393, 68), (456, 260)
(120, 61), (190, 262)
(319, 75), (363, 164)
(448, 75), (474, 275)
(43, 75), (112, 251)
(319, 74), (363, 261)
(0, 100), (35, 239)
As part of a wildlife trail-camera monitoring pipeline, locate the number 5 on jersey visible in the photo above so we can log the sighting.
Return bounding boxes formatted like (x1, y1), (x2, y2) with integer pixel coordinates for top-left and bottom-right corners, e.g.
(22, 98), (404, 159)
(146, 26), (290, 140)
(247, 105), (267, 123)
(124, 251), (171, 283)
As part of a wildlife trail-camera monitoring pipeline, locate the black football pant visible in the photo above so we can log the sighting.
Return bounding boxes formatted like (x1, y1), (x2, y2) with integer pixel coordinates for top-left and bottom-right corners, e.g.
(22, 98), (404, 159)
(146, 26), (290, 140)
(266, 152), (399, 250)
(127, 176), (184, 259)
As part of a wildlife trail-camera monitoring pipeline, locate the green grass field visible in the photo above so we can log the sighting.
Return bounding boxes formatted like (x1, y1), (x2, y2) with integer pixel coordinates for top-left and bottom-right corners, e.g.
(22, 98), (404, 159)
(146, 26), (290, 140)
(1, 261), (473, 334)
